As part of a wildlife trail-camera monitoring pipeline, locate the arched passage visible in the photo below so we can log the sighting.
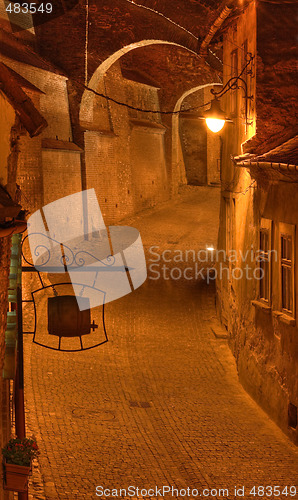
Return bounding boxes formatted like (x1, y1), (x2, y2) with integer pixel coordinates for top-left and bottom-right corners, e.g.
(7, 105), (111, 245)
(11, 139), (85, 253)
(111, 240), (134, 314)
(79, 40), (221, 221)
(80, 40), (205, 125)
(172, 83), (222, 188)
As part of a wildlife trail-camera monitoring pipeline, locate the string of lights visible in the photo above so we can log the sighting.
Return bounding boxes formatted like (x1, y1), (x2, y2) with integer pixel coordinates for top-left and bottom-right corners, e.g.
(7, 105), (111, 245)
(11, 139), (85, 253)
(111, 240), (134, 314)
(122, 0), (250, 57)
(78, 0), (256, 116)
(123, 0), (198, 42)
(70, 4), (296, 195)
(11, 0), (292, 199)
(84, 0), (89, 87)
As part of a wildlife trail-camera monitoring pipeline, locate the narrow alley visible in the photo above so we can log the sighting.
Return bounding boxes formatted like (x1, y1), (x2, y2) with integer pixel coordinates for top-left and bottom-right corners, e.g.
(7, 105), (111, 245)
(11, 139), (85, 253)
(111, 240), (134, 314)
(0, 1), (297, 499)
(23, 188), (298, 499)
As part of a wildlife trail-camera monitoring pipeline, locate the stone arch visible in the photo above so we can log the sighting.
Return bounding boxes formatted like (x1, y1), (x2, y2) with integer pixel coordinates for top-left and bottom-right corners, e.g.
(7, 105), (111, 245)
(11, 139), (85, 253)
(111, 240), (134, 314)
(79, 40), (222, 216)
(172, 83), (222, 189)
(79, 40), (203, 124)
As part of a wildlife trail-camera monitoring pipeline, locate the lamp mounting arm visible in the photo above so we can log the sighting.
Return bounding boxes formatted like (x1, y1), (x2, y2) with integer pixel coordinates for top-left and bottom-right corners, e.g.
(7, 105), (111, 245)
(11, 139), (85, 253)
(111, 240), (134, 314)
(211, 52), (254, 101)
(211, 76), (252, 101)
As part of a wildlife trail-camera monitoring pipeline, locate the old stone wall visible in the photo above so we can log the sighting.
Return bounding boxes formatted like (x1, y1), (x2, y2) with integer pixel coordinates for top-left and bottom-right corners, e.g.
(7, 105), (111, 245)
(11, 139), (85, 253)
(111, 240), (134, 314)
(0, 53), (75, 215)
(179, 117), (207, 185)
(218, 1), (298, 444)
(84, 61), (168, 224)
(241, 182), (298, 444)
(217, 0), (257, 349)
(179, 87), (221, 186)
(1, 42), (219, 223)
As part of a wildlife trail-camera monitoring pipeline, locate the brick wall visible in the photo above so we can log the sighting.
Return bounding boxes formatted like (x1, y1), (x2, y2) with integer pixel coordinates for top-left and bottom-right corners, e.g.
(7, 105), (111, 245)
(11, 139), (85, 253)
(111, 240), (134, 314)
(0, 55), (79, 216)
(84, 61), (168, 224)
(17, 134), (43, 214)
(42, 150), (82, 206)
(0, 56), (73, 143)
(39, 74), (73, 142)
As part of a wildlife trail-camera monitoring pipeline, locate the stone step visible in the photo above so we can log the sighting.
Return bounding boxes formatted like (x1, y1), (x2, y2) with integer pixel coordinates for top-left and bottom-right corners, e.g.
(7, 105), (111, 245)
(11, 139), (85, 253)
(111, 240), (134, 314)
(210, 319), (229, 339)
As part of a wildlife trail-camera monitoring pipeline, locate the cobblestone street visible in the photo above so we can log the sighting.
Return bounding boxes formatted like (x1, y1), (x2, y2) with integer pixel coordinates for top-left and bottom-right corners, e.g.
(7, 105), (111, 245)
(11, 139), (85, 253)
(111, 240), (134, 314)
(23, 187), (298, 500)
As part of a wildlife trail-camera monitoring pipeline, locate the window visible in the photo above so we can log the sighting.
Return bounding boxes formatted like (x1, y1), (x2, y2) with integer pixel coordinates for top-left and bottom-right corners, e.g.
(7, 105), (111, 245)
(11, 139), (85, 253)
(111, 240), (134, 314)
(281, 235), (293, 313)
(260, 231), (270, 302)
(254, 220), (296, 321)
(259, 218), (272, 304)
(279, 223), (295, 317)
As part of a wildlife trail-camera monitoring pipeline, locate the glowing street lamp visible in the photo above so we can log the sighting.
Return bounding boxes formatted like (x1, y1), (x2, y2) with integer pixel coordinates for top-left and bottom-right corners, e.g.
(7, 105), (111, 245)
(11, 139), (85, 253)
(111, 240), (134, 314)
(204, 97), (226, 133)
(204, 53), (255, 133)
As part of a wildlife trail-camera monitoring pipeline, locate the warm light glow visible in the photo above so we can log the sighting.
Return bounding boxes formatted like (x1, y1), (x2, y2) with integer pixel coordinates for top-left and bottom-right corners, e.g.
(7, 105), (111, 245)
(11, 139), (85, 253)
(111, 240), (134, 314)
(205, 118), (225, 133)
(206, 246), (215, 251)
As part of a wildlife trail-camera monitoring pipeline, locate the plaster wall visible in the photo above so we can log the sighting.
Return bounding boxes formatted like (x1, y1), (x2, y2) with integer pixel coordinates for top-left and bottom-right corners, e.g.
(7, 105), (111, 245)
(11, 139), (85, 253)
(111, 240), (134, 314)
(179, 87), (221, 186)
(218, 1), (298, 443)
(179, 117), (207, 185)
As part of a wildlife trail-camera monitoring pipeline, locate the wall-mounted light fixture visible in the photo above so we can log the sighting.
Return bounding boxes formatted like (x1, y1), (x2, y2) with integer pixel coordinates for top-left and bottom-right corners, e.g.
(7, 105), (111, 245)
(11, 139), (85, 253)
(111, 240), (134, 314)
(204, 53), (254, 133)
(204, 97), (228, 133)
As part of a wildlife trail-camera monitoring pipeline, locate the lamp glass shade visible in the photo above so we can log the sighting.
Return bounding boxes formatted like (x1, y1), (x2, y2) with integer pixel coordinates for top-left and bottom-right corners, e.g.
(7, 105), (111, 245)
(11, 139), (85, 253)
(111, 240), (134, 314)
(205, 118), (225, 133)
(204, 97), (226, 133)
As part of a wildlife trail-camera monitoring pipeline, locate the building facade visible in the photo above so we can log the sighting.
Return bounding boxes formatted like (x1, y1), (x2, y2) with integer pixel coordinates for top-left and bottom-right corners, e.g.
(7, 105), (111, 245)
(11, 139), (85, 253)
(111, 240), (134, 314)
(217, 0), (298, 444)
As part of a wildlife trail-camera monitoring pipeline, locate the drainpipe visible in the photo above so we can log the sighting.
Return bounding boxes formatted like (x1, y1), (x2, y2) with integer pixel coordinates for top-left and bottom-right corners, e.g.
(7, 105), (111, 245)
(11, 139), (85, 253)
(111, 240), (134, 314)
(199, 1), (235, 59)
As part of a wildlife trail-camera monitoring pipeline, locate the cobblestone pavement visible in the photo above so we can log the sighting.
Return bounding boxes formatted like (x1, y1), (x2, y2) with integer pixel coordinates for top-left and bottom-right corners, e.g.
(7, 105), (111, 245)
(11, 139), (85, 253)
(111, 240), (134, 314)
(23, 187), (298, 500)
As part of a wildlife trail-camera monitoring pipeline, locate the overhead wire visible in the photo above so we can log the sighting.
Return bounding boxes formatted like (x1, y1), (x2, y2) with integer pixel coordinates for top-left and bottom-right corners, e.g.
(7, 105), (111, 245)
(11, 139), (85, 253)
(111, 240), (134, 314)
(78, 5), (254, 117)
(78, 51), (252, 115)
(80, 81), (214, 115)
(80, 1), (296, 194)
